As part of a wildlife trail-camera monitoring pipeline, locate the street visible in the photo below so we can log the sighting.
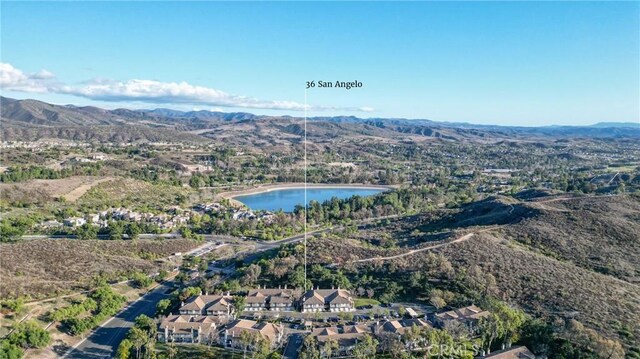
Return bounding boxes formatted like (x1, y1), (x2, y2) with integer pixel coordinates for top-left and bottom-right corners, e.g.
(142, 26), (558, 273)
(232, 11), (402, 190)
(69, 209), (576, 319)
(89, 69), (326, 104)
(62, 215), (397, 358)
(64, 282), (173, 358)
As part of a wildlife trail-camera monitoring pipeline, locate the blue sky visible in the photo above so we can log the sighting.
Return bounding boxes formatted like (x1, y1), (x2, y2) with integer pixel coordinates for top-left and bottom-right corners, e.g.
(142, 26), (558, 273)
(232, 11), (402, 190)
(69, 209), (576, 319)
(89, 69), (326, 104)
(1, 1), (638, 126)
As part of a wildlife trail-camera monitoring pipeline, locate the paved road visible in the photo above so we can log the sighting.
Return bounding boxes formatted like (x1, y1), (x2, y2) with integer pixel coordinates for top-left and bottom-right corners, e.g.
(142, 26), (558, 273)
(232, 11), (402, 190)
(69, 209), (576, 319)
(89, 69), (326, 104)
(64, 282), (173, 358)
(64, 241), (222, 358)
(63, 215), (399, 358)
(282, 333), (303, 359)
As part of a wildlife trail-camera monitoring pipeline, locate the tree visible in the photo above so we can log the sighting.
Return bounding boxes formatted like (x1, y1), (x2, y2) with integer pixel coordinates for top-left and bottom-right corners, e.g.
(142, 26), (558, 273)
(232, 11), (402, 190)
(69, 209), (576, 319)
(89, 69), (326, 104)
(426, 329), (455, 356)
(238, 330), (255, 358)
(156, 269), (169, 282)
(0, 340), (22, 359)
(251, 336), (271, 359)
(520, 319), (553, 356)
(155, 299), (172, 316)
(321, 338), (339, 358)
(2, 297), (25, 316)
(128, 326), (148, 359)
(378, 333), (404, 359)
(134, 315), (157, 338)
(125, 222), (141, 240)
(299, 335), (321, 359)
(352, 334), (378, 359)
(402, 325), (423, 351)
(243, 264), (262, 286)
(131, 272), (153, 289)
(429, 289), (453, 310)
(176, 286), (201, 302)
(443, 320), (472, 342)
(166, 342), (177, 359)
(116, 338), (133, 359)
(108, 221), (125, 240)
(493, 303), (526, 345)
(233, 296), (246, 317)
(7, 320), (51, 349)
(478, 314), (505, 354)
(397, 305), (406, 317)
(76, 223), (98, 240)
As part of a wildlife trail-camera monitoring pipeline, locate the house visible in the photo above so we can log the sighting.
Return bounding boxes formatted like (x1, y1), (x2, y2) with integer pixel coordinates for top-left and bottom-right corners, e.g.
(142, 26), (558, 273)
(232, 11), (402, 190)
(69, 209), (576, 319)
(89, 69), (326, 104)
(405, 307), (419, 318)
(63, 217), (86, 227)
(375, 318), (432, 336)
(245, 287), (296, 312)
(311, 325), (373, 357)
(479, 345), (535, 359)
(434, 305), (490, 331)
(178, 294), (233, 317)
(374, 319), (432, 349)
(222, 319), (284, 349)
(157, 315), (223, 344)
(301, 289), (354, 312)
(40, 220), (62, 229)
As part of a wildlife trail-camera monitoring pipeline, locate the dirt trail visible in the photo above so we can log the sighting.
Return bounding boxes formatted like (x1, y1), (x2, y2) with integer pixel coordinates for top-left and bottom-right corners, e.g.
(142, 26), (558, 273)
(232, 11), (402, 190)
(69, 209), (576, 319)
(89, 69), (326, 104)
(63, 177), (114, 201)
(353, 228), (498, 263)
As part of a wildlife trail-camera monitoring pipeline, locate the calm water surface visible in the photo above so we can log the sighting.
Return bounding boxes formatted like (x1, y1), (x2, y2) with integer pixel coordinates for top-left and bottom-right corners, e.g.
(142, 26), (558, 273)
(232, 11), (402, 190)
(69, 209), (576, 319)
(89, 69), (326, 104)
(234, 187), (385, 212)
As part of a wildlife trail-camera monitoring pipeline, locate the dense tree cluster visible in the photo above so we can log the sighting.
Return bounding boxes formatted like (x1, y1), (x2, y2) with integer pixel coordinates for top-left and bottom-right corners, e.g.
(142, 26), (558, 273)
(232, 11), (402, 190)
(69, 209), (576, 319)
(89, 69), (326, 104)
(0, 320), (51, 359)
(55, 285), (127, 336)
(0, 164), (102, 183)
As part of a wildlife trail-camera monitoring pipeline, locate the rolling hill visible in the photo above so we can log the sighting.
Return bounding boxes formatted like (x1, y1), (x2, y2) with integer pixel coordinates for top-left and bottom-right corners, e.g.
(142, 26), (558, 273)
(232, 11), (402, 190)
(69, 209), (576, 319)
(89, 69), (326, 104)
(2, 97), (639, 143)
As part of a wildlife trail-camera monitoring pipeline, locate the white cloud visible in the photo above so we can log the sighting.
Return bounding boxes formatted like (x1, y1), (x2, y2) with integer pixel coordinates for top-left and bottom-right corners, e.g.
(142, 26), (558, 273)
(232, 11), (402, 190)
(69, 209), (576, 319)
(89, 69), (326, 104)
(58, 78), (309, 111)
(1, 63), (374, 112)
(31, 69), (56, 80)
(0, 63), (54, 93)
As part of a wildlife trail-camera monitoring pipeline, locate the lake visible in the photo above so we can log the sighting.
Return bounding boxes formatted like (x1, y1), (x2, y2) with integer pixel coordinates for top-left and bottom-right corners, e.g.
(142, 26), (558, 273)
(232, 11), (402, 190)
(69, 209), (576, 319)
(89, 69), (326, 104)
(233, 187), (386, 212)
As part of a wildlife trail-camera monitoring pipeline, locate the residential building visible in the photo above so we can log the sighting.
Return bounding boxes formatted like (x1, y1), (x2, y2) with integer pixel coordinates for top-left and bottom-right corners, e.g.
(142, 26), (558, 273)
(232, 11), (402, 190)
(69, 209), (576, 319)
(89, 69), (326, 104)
(405, 307), (419, 318)
(157, 315), (223, 344)
(434, 305), (490, 331)
(245, 287), (296, 311)
(311, 325), (373, 357)
(301, 289), (354, 312)
(479, 345), (536, 359)
(63, 217), (86, 227)
(179, 294), (233, 316)
(222, 319), (284, 349)
(374, 318), (432, 336)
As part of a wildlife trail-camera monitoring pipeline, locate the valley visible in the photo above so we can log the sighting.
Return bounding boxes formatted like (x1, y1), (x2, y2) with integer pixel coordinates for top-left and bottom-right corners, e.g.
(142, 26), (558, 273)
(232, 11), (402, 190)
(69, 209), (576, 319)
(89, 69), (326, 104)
(0, 97), (638, 359)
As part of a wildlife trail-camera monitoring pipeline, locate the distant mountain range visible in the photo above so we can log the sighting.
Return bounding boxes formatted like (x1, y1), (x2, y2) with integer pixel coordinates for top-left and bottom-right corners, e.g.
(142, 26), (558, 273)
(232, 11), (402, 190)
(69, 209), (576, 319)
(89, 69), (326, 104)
(1, 96), (638, 143)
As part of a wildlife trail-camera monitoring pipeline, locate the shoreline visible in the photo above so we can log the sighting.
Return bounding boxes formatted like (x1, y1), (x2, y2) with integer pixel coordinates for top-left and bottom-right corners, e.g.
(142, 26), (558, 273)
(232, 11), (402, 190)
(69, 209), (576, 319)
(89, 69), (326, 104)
(216, 183), (395, 204)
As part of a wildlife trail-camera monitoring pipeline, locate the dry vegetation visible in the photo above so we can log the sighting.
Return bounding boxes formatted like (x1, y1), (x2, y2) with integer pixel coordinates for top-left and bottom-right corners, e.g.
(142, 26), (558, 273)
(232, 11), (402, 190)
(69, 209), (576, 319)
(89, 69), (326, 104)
(313, 194), (640, 348)
(0, 239), (199, 298)
(430, 233), (640, 347)
(0, 176), (114, 206)
(76, 178), (191, 211)
(504, 196), (640, 282)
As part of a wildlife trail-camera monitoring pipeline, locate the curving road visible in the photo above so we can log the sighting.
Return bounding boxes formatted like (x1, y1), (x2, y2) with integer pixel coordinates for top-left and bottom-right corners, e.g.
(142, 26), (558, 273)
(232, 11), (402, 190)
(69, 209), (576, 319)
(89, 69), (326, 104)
(62, 215), (399, 358)
(64, 282), (173, 358)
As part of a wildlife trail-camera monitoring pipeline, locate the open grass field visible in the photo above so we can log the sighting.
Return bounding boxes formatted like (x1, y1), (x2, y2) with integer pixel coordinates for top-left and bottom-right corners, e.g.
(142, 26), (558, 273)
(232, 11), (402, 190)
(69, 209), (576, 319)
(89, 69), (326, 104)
(0, 176), (115, 209)
(76, 178), (192, 212)
(354, 297), (381, 307)
(0, 239), (199, 299)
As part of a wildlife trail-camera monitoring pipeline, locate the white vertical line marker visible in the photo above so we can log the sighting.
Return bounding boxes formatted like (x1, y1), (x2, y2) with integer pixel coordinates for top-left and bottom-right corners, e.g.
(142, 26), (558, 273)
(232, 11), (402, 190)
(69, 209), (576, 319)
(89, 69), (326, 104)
(304, 88), (307, 292)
